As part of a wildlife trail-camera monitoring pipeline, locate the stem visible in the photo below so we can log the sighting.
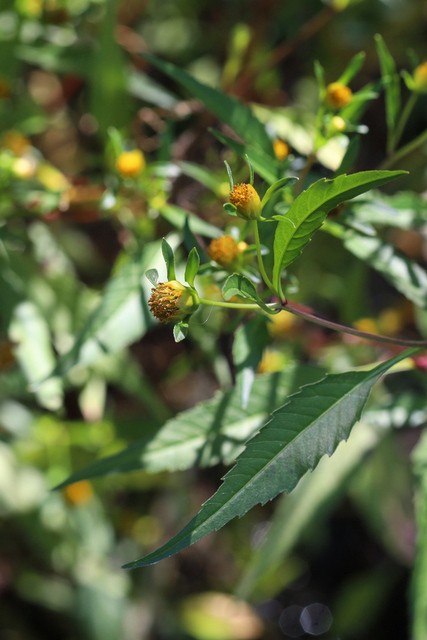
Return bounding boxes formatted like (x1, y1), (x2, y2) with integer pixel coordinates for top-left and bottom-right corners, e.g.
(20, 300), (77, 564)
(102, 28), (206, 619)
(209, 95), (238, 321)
(379, 125), (427, 170)
(282, 300), (427, 348)
(252, 220), (276, 295)
(198, 298), (271, 311)
(392, 91), (418, 152)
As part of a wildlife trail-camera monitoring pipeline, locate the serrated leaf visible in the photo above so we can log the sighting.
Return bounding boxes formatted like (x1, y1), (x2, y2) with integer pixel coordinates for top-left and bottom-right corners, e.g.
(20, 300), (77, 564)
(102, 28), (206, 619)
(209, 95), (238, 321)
(185, 248), (200, 288)
(162, 238), (176, 281)
(123, 348), (416, 568)
(339, 226), (427, 308)
(233, 317), (270, 409)
(337, 52), (366, 86)
(144, 53), (274, 156)
(145, 269), (159, 286)
(272, 170), (406, 293)
(375, 35), (401, 149)
(55, 366), (324, 488)
(237, 419), (383, 599)
(222, 274), (272, 313)
(261, 177), (298, 207)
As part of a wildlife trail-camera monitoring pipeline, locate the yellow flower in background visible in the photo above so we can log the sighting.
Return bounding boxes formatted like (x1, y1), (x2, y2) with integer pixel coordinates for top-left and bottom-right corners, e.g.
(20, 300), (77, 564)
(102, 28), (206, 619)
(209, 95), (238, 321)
(273, 139), (290, 160)
(149, 281), (200, 323)
(268, 311), (296, 337)
(2, 130), (31, 156)
(229, 183), (262, 220)
(116, 149), (145, 177)
(414, 61), (427, 92)
(64, 480), (93, 506)
(208, 235), (240, 268)
(325, 82), (352, 109)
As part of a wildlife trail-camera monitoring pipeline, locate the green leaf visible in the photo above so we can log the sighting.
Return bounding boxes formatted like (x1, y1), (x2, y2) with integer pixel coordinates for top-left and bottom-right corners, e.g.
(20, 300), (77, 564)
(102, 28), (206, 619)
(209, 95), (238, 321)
(222, 274), (273, 313)
(55, 366), (324, 488)
(173, 321), (189, 342)
(178, 161), (224, 193)
(145, 269), (159, 286)
(261, 177), (298, 207)
(338, 226), (427, 309)
(89, 0), (130, 139)
(223, 203), (238, 216)
(314, 60), (325, 93)
(411, 431), (427, 640)
(185, 248), (200, 288)
(348, 190), (427, 229)
(334, 136), (360, 177)
(337, 52), (366, 86)
(162, 238), (176, 281)
(224, 160), (234, 189)
(375, 34), (401, 149)
(402, 69), (416, 92)
(272, 170), (406, 293)
(144, 53), (274, 156)
(237, 419), (384, 599)
(159, 204), (221, 238)
(233, 317), (270, 409)
(340, 82), (381, 123)
(51, 243), (162, 377)
(210, 129), (279, 184)
(122, 348), (416, 568)
(9, 302), (63, 411)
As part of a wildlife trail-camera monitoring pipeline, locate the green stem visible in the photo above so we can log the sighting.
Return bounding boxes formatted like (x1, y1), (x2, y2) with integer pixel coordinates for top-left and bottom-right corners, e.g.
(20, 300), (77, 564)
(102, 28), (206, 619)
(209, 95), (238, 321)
(392, 91), (418, 152)
(252, 220), (276, 295)
(198, 298), (271, 311)
(380, 125), (427, 170)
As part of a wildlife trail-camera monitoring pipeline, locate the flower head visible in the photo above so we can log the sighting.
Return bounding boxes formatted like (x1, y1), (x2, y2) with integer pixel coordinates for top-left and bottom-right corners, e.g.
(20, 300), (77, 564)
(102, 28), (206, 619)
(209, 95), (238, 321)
(229, 183), (262, 220)
(208, 235), (240, 268)
(116, 149), (145, 177)
(414, 61), (427, 92)
(148, 280), (199, 323)
(325, 82), (352, 109)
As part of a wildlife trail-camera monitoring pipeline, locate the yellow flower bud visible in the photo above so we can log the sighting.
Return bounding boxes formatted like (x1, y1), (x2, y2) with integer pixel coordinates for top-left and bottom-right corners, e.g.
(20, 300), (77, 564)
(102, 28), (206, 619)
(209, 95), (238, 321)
(115, 149), (145, 177)
(413, 61), (427, 92)
(229, 183), (262, 220)
(325, 82), (352, 109)
(273, 139), (290, 160)
(208, 235), (240, 268)
(64, 480), (93, 506)
(148, 281), (200, 323)
(330, 116), (346, 133)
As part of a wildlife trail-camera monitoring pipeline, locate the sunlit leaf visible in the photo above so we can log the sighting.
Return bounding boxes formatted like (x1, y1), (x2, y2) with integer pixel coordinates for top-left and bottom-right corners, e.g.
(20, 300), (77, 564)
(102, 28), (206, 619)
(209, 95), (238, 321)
(123, 349), (415, 568)
(233, 317), (270, 409)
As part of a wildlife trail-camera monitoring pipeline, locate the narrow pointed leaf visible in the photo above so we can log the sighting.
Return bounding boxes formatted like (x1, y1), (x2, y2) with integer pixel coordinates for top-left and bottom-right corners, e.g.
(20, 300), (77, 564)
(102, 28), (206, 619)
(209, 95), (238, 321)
(261, 177), (298, 207)
(375, 34), (401, 148)
(272, 170), (406, 291)
(211, 129), (279, 184)
(337, 51), (366, 85)
(185, 248), (200, 287)
(54, 367), (324, 489)
(144, 53), (274, 156)
(123, 348), (416, 568)
(162, 238), (176, 281)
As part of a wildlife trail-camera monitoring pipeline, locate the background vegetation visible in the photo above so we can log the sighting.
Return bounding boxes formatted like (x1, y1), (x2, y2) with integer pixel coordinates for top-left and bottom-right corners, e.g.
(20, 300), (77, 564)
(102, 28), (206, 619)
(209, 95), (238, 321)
(2, 0), (427, 639)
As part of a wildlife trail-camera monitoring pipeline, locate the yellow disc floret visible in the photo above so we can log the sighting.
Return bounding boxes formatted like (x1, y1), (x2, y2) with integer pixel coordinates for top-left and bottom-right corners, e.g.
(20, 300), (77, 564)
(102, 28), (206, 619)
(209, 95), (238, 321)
(148, 281), (199, 323)
(229, 183), (262, 220)
(414, 61), (427, 92)
(208, 235), (240, 268)
(116, 149), (145, 177)
(325, 82), (352, 109)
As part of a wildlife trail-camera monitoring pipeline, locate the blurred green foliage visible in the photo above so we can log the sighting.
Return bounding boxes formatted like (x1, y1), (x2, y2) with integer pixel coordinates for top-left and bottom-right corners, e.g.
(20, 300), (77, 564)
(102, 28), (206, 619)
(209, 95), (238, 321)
(1, 1), (427, 639)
